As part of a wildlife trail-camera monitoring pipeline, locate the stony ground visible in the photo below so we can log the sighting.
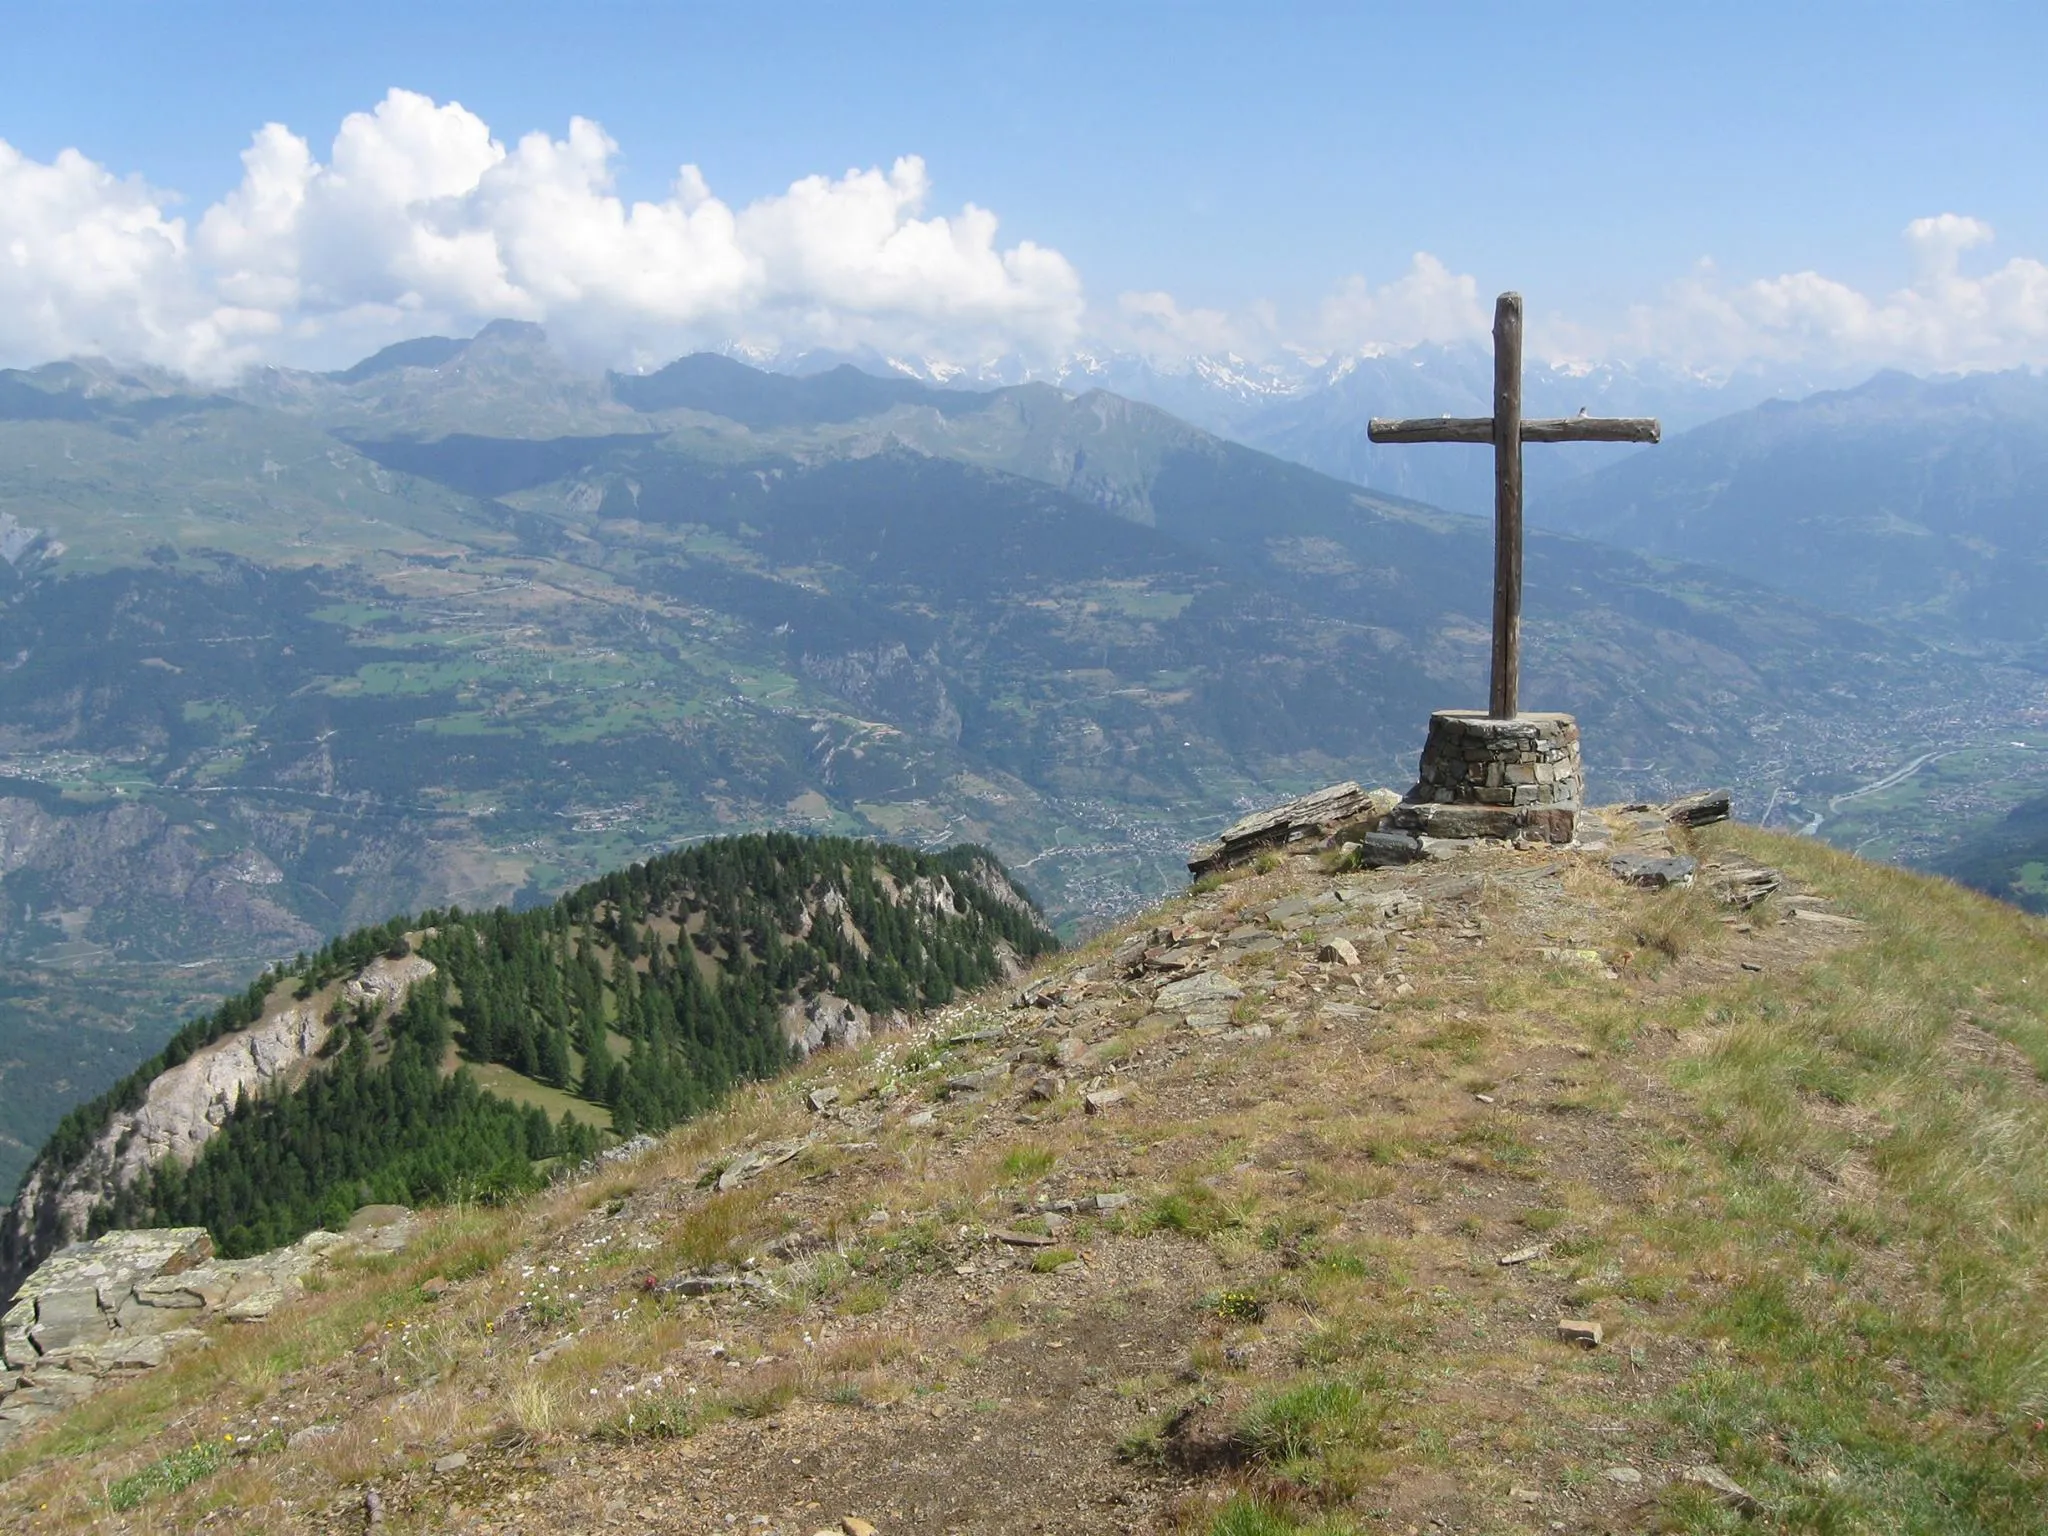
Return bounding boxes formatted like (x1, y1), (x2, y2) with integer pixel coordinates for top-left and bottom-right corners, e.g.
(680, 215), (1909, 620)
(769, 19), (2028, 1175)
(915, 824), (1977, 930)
(4, 809), (2046, 1535)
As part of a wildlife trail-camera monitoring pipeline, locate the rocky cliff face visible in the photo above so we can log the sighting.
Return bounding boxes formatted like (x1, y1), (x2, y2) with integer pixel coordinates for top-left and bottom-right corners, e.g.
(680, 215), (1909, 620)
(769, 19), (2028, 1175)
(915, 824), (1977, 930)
(5, 953), (437, 1270)
(780, 992), (884, 1057)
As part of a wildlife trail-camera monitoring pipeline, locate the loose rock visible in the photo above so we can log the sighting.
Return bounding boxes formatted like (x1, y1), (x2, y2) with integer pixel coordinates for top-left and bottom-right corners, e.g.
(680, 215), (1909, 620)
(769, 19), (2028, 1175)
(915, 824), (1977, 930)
(1186, 781), (1392, 876)
(1678, 1464), (1764, 1516)
(1664, 788), (1733, 826)
(1155, 972), (1242, 1012)
(1609, 853), (1698, 888)
(1792, 908), (1866, 929)
(713, 1140), (807, 1192)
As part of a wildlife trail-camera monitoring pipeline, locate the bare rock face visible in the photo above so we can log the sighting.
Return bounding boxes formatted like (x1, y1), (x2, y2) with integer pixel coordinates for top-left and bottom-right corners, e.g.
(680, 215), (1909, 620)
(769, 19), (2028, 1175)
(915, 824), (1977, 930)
(0, 1209), (416, 1447)
(7, 954), (439, 1261)
(783, 993), (872, 1057)
(0, 795), (320, 956)
(32, 1003), (330, 1243)
(343, 952), (438, 1009)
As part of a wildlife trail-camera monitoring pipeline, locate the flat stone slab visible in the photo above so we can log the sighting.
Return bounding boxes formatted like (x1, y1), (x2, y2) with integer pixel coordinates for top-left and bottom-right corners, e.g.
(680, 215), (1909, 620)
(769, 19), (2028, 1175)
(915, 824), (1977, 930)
(1221, 931), (1282, 956)
(1188, 782), (1399, 876)
(1353, 831), (1423, 867)
(1387, 803), (1524, 840)
(4, 1227), (214, 1370)
(1155, 972), (1243, 1012)
(1663, 788), (1732, 826)
(1609, 853), (1698, 888)
(1, 1208), (418, 1449)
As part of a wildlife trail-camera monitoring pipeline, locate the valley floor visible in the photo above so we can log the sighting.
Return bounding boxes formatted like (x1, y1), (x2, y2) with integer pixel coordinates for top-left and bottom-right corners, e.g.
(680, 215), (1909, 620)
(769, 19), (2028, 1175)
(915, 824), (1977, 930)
(3, 817), (2045, 1534)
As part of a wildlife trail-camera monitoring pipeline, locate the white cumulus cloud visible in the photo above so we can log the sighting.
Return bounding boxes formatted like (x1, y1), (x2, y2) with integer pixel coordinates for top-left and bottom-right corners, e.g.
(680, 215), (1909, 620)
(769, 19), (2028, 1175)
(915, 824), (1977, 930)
(1587, 215), (2048, 375)
(4, 96), (2046, 385)
(1107, 254), (1488, 368)
(1307, 253), (1491, 357)
(0, 89), (1085, 377)
(0, 140), (256, 375)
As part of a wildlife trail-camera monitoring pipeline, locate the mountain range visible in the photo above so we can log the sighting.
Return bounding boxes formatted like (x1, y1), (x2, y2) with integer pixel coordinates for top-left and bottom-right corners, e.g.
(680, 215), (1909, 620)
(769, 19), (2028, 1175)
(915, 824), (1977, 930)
(748, 338), (1842, 519)
(0, 321), (2039, 1199)
(1543, 368), (2048, 649)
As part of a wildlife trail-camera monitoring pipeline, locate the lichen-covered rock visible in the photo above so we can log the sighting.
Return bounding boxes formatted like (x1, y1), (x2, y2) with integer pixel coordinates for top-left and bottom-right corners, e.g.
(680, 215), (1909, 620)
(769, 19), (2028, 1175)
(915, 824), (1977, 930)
(2, 1227), (214, 1371)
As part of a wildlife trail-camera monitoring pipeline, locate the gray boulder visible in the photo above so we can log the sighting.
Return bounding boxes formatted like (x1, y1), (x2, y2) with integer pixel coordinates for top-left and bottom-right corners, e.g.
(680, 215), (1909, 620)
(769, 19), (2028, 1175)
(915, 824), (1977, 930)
(782, 992), (871, 1056)
(0, 1209), (414, 1447)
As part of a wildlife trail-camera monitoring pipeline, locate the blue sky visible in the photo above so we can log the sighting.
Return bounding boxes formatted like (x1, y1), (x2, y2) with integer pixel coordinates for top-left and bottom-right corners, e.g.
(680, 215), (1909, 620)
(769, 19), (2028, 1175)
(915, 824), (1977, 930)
(2, 1), (2044, 375)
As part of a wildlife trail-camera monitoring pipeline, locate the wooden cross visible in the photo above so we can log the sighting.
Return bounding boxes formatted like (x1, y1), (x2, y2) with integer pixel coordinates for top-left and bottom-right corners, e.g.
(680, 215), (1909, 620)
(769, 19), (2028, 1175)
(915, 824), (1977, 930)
(1367, 292), (1659, 720)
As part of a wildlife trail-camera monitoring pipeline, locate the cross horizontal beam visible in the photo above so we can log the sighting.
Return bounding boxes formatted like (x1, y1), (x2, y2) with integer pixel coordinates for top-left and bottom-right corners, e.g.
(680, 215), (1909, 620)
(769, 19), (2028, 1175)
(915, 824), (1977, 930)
(1366, 416), (1661, 445)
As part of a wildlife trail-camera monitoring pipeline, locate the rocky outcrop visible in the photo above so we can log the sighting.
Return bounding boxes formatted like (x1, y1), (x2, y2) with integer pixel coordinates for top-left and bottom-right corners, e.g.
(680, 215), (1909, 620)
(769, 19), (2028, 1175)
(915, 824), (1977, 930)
(343, 951), (438, 1009)
(16, 1003), (330, 1245)
(0, 1208), (415, 1447)
(1662, 788), (1733, 827)
(1187, 782), (1400, 877)
(6, 954), (438, 1271)
(799, 641), (962, 743)
(950, 853), (1044, 933)
(782, 993), (876, 1057)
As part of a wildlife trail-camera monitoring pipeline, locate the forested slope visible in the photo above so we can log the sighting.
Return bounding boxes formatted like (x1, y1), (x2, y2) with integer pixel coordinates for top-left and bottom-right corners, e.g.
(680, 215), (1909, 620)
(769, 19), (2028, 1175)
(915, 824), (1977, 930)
(3, 833), (1052, 1291)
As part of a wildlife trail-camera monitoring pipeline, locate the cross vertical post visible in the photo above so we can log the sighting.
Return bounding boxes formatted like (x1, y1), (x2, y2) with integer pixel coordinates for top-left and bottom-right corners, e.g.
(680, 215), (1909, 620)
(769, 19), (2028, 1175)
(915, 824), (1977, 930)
(1367, 293), (1660, 721)
(1490, 292), (1523, 720)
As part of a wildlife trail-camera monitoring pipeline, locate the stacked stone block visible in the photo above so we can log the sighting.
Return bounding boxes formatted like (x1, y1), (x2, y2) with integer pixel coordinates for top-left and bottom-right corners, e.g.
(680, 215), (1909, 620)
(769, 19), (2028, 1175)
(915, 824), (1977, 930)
(1412, 711), (1580, 806)
(1385, 710), (1583, 845)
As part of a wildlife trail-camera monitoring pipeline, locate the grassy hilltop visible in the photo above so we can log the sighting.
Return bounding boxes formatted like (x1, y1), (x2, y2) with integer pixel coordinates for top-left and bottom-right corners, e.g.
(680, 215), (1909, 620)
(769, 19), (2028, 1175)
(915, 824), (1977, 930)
(3, 818), (2046, 1533)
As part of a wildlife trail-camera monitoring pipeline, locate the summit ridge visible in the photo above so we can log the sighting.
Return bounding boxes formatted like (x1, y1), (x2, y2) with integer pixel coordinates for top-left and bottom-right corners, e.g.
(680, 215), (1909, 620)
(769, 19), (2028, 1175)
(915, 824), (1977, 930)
(5, 792), (2041, 1532)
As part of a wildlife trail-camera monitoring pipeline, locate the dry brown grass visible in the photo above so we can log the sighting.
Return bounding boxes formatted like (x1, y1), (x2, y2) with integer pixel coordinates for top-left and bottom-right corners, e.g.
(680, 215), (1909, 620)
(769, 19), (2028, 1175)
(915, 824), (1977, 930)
(7, 823), (2048, 1534)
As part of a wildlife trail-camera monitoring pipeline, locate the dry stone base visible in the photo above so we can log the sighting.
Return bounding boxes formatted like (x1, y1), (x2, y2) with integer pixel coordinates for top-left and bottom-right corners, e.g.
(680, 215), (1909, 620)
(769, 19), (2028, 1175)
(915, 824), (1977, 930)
(1389, 710), (1583, 845)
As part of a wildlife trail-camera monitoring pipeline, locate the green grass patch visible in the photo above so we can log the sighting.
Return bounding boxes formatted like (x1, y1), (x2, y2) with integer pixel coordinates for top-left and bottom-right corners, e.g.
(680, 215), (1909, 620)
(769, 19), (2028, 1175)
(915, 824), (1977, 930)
(464, 1061), (613, 1130)
(1644, 826), (2048, 1531)
(1142, 1181), (1239, 1238)
(106, 1438), (229, 1511)
(590, 1390), (700, 1444)
(999, 1143), (1057, 1182)
(1208, 1497), (1364, 1536)
(1237, 1375), (1387, 1494)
